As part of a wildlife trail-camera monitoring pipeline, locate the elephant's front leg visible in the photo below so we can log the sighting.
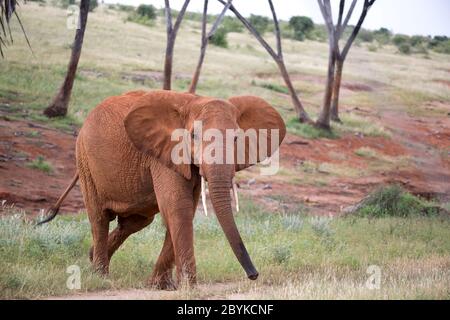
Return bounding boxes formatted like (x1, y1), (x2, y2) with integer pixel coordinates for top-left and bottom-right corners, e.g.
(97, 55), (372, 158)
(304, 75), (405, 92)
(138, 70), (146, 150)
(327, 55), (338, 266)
(169, 204), (196, 285)
(151, 162), (198, 287)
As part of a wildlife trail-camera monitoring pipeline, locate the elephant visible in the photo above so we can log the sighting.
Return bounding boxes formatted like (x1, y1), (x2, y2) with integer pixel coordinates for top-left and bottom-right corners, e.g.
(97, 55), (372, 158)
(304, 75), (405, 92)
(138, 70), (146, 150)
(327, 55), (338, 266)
(40, 90), (286, 289)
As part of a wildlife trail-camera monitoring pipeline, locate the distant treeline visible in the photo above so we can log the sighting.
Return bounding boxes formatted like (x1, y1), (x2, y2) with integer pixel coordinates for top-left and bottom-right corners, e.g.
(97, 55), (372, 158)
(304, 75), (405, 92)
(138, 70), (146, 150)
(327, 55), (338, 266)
(58, 1), (450, 55)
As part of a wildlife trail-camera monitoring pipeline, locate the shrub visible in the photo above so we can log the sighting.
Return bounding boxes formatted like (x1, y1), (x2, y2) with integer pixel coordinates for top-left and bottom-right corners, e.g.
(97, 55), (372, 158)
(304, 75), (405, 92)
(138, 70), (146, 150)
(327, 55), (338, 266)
(136, 4), (156, 20)
(26, 156), (53, 174)
(209, 27), (228, 48)
(398, 43), (411, 55)
(249, 14), (270, 35)
(358, 29), (374, 43)
(357, 185), (438, 217)
(289, 16), (314, 41)
(221, 16), (243, 33)
(89, 0), (98, 12)
(393, 34), (410, 47)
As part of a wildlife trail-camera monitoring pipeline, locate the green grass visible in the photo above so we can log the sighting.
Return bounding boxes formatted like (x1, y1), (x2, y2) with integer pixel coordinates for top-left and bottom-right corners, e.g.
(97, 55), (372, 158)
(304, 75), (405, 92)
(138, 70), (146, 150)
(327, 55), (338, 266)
(26, 156), (53, 174)
(286, 118), (339, 139)
(355, 147), (378, 158)
(256, 82), (290, 94)
(0, 199), (449, 299)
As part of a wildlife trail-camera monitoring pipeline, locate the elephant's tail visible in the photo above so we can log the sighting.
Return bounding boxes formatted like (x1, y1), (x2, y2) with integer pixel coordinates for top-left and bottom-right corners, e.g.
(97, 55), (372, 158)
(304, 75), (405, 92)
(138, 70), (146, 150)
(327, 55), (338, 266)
(36, 172), (79, 225)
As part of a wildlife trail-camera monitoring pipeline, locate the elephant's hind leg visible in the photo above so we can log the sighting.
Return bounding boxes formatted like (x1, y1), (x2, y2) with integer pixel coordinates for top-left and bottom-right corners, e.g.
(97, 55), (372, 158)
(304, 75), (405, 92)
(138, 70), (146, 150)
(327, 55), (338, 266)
(87, 208), (110, 275)
(90, 214), (155, 262)
(148, 230), (176, 290)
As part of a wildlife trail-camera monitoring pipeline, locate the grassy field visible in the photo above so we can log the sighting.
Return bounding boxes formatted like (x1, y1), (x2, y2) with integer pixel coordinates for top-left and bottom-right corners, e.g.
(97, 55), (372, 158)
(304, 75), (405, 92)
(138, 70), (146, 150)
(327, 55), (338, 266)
(1, 3), (449, 130)
(1, 3), (450, 300)
(1, 197), (449, 300)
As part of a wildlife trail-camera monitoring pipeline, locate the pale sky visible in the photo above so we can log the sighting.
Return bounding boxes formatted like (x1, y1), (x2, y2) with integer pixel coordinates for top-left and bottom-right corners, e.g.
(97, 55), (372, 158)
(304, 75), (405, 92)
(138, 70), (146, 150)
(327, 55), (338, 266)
(104, 0), (450, 36)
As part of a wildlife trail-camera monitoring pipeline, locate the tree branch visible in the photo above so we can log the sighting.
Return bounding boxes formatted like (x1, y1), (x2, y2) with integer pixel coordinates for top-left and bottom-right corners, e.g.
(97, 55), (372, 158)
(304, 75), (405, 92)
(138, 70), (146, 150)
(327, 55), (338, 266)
(207, 0), (232, 39)
(268, 0), (282, 58)
(164, 0), (173, 35)
(336, 0), (345, 36)
(172, 0), (191, 37)
(217, 0), (278, 60)
(341, 0), (375, 59)
(341, 0), (357, 36)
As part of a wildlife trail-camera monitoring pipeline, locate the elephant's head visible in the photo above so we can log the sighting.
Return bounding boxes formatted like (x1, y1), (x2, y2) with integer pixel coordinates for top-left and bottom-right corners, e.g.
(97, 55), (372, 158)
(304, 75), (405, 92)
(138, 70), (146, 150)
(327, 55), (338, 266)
(124, 90), (286, 280)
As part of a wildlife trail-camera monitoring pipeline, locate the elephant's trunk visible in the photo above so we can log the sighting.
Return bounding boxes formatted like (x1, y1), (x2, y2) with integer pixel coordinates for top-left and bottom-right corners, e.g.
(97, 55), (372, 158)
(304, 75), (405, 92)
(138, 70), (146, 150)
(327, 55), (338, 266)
(205, 166), (258, 280)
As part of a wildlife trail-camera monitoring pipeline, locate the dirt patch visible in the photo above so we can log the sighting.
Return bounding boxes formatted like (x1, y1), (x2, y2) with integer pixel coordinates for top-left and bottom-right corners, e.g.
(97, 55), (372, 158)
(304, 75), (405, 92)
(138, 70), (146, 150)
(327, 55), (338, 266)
(433, 79), (450, 88)
(0, 117), (83, 214)
(342, 83), (373, 92)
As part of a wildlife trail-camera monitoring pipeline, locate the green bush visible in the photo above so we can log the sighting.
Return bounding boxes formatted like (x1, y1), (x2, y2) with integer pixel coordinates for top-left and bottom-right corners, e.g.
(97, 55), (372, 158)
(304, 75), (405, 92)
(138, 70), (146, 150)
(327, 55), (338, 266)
(249, 14), (270, 35)
(357, 185), (438, 217)
(136, 4), (156, 20)
(398, 43), (411, 55)
(358, 29), (374, 43)
(393, 34), (410, 46)
(289, 16), (314, 41)
(221, 16), (243, 33)
(26, 156), (53, 174)
(89, 0), (98, 12)
(209, 27), (228, 48)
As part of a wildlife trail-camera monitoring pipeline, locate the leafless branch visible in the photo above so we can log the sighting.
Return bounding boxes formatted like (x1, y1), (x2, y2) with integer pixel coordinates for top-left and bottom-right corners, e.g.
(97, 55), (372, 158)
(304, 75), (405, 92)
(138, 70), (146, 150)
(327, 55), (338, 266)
(163, 0), (191, 90)
(217, 0), (312, 123)
(189, 0), (232, 93)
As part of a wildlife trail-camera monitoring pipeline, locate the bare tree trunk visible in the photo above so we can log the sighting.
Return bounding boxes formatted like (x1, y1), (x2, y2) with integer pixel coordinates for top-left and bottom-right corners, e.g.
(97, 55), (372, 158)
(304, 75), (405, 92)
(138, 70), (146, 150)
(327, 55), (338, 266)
(218, 0), (312, 123)
(163, 35), (175, 91)
(189, 0), (232, 94)
(163, 0), (190, 90)
(315, 0), (335, 130)
(315, 43), (336, 130)
(44, 0), (89, 118)
(330, 58), (344, 122)
(188, 0), (208, 94)
(276, 59), (311, 122)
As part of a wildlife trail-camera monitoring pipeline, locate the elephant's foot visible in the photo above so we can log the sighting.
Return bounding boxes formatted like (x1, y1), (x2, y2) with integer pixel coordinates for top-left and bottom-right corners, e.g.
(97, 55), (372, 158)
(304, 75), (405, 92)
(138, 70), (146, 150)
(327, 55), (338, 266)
(147, 275), (177, 291)
(89, 247), (109, 276)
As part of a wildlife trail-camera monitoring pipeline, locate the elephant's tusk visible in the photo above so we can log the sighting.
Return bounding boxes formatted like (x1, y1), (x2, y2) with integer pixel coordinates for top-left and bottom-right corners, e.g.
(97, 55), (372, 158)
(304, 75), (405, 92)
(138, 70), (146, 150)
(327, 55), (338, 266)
(201, 176), (208, 216)
(232, 178), (239, 213)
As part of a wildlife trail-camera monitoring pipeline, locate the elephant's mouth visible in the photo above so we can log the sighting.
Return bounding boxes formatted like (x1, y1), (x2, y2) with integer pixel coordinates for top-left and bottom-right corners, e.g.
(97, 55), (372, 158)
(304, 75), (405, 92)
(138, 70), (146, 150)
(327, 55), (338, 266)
(200, 176), (239, 216)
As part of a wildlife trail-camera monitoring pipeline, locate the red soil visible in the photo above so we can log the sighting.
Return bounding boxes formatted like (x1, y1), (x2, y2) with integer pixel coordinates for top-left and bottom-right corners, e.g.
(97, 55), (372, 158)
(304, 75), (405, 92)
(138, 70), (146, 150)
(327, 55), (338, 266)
(0, 103), (449, 217)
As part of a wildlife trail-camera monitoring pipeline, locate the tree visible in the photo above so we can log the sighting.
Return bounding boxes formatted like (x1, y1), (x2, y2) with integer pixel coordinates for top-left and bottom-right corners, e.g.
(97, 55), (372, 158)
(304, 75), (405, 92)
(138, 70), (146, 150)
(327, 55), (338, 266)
(43, 0), (90, 118)
(89, 0), (98, 12)
(218, 0), (312, 123)
(316, 0), (376, 128)
(289, 16), (314, 41)
(137, 4), (157, 20)
(0, 0), (32, 58)
(163, 0), (190, 90)
(189, 0), (232, 94)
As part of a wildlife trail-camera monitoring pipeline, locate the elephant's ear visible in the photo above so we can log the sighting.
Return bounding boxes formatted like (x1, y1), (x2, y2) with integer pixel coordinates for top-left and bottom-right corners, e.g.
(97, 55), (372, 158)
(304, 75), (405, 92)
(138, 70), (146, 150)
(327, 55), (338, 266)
(229, 96), (286, 172)
(124, 90), (194, 180)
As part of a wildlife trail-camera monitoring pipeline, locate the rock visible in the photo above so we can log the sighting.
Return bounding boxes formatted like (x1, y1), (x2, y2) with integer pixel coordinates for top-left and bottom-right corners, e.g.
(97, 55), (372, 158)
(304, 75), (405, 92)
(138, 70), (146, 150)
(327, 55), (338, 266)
(248, 178), (256, 186)
(263, 184), (272, 190)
